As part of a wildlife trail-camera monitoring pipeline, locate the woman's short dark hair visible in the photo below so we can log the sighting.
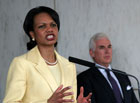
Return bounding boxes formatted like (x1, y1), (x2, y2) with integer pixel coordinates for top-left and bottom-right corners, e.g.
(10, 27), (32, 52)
(23, 6), (60, 50)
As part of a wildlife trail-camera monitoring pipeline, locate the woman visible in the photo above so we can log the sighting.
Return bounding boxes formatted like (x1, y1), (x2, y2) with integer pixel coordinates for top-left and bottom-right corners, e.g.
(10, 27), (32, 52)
(3, 6), (91, 103)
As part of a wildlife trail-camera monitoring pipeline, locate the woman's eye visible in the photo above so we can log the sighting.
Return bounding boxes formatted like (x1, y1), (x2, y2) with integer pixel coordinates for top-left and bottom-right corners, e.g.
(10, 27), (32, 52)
(50, 23), (57, 28)
(38, 25), (45, 29)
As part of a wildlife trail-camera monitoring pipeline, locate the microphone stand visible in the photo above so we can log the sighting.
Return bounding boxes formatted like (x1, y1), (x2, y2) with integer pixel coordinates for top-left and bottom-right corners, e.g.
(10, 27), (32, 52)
(69, 56), (140, 101)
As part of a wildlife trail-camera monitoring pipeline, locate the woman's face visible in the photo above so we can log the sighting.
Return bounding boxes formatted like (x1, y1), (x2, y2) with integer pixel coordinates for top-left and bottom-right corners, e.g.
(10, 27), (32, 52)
(30, 12), (58, 47)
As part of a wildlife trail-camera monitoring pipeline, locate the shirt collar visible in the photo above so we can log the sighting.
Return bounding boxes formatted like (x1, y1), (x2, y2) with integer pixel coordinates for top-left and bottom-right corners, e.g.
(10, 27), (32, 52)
(95, 63), (112, 70)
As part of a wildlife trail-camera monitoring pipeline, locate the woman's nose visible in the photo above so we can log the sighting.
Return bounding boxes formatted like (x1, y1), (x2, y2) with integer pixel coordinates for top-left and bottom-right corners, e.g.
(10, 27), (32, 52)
(46, 25), (53, 32)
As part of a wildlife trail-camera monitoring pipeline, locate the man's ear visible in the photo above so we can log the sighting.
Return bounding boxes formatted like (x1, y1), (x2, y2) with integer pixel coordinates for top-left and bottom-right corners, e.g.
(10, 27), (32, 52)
(29, 31), (35, 39)
(89, 49), (95, 58)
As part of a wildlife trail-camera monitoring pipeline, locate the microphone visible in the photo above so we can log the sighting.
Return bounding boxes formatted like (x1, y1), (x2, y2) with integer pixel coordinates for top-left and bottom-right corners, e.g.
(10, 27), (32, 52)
(69, 56), (140, 100)
(69, 56), (95, 68)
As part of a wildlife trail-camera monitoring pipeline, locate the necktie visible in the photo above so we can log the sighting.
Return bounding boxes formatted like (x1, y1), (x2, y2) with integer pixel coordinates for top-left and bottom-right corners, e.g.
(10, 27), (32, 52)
(106, 69), (123, 103)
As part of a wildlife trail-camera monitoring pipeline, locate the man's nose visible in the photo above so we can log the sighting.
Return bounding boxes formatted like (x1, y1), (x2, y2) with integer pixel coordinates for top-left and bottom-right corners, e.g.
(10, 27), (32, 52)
(105, 48), (109, 53)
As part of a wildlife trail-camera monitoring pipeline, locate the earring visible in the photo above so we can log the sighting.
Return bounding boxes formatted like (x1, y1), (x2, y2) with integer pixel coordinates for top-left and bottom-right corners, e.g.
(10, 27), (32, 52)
(32, 38), (35, 41)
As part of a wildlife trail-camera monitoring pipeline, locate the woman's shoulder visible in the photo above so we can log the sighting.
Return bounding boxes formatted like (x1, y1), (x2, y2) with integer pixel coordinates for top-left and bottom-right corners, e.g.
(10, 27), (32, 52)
(55, 51), (74, 65)
(12, 46), (38, 62)
(10, 53), (28, 66)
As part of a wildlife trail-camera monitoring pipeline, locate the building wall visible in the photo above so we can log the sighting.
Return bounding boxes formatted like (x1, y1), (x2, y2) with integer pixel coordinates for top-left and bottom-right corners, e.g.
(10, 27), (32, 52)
(0, 0), (140, 102)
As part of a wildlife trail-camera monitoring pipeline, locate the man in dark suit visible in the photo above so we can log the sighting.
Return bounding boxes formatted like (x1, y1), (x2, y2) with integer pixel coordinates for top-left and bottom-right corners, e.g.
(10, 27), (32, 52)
(77, 33), (139, 103)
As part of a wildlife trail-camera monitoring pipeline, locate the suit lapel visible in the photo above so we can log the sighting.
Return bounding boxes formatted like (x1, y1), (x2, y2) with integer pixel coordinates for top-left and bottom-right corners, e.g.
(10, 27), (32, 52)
(114, 72), (128, 102)
(93, 68), (116, 102)
(35, 62), (58, 92)
(54, 51), (72, 87)
(55, 51), (65, 86)
(26, 46), (58, 92)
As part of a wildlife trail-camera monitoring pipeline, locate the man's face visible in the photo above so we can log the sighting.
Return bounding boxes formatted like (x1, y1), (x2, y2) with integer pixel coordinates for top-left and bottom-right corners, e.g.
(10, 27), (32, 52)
(90, 37), (112, 67)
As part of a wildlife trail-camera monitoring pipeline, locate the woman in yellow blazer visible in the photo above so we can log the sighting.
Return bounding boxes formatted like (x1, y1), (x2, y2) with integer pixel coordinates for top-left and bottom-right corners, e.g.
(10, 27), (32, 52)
(3, 6), (92, 103)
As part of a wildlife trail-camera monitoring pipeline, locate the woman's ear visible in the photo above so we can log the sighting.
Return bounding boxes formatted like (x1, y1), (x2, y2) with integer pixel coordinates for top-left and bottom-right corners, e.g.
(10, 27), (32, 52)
(29, 31), (35, 40)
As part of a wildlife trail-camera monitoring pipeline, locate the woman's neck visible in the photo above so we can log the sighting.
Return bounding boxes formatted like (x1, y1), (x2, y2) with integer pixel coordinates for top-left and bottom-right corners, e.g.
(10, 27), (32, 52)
(38, 46), (56, 63)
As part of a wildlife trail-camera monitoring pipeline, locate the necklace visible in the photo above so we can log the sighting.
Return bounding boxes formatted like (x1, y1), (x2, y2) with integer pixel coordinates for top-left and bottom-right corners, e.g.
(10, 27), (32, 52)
(44, 59), (58, 65)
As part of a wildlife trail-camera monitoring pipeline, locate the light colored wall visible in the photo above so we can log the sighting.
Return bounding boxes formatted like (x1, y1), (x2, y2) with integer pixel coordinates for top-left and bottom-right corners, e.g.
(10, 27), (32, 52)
(0, 0), (140, 102)
(56, 0), (140, 100)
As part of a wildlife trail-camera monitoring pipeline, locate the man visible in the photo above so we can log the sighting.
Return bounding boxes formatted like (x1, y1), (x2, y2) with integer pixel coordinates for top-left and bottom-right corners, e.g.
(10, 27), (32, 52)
(77, 33), (139, 103)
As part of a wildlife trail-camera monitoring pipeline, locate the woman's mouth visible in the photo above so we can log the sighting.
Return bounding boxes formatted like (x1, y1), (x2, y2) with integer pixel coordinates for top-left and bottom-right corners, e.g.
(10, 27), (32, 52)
(46, 34), (55, 40)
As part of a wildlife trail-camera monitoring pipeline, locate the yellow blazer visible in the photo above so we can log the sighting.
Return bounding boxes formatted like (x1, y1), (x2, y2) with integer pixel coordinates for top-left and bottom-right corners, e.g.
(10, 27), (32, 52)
(3, 46), (77, 103)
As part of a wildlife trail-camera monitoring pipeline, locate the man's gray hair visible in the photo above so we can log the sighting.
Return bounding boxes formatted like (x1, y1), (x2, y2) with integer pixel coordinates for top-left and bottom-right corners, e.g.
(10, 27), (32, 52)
(89, 32), (109, 52)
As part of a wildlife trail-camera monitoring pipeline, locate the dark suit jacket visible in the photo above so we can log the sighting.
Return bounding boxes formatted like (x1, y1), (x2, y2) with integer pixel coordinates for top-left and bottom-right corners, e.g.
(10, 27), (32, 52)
(77, 66), (139, 103)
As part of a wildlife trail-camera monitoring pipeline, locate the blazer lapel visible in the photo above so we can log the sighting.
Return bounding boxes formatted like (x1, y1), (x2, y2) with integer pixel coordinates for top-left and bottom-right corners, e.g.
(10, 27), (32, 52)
(93, 68), (116, 102)
(54, 51), (72, 87)
(26, 46), (58, 92)
(35, 62), (58, 92)
(114, 72), (128, 102)
(55, 51), (65, 85)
